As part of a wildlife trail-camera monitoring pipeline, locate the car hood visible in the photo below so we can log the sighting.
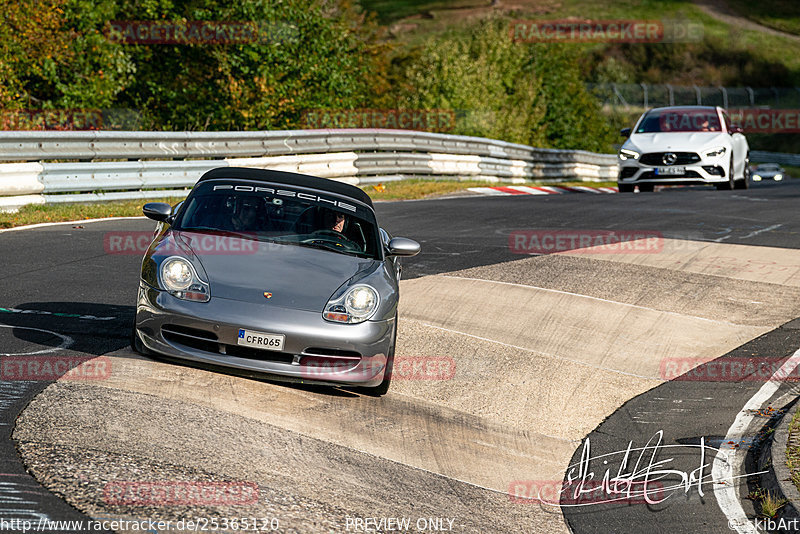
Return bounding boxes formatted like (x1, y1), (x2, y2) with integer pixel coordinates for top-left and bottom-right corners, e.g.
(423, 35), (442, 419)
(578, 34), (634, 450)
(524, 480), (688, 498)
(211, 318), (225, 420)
(626, 132), (730, 154)
(175, 231), (378, 312)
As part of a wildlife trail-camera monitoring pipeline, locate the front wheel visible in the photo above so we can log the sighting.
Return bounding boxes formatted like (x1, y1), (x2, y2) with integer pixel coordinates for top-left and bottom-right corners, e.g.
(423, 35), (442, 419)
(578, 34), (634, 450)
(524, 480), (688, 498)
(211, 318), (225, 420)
(130, 314), (151, 356)
(368, 315), (397, 397)
(734, 154), (750, 189)
(716, 154), (735, 191)
(618, 183), (634, 193)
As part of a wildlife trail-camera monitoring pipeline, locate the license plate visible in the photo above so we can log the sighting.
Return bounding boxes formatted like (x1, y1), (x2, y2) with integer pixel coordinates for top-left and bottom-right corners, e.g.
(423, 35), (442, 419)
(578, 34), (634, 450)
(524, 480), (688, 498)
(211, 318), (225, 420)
(237, 329), (285, 351)
(655, 166), (686, 176)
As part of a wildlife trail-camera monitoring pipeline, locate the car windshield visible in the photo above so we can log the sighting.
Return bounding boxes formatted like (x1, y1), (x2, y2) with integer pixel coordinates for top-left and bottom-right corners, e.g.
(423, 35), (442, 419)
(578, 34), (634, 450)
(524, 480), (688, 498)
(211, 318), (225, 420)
(636, 108), (722, 133)
(757, 164), (780, 170)
(173, 181), (381, 259)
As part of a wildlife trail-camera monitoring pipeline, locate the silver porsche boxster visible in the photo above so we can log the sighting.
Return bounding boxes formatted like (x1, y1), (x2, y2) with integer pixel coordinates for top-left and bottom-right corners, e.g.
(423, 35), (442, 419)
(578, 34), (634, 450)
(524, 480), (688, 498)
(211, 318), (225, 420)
(131, 167), (420, 395)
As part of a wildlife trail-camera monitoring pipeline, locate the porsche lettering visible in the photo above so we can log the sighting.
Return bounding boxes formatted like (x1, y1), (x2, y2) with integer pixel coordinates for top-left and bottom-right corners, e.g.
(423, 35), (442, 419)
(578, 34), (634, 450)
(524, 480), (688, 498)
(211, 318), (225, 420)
(213, 184), (357, 212)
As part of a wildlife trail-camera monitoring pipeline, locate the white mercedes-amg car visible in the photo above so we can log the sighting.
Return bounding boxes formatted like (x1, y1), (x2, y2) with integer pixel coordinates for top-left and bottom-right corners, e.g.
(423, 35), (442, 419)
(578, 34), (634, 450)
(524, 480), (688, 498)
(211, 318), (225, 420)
(617, 106), (749, 192)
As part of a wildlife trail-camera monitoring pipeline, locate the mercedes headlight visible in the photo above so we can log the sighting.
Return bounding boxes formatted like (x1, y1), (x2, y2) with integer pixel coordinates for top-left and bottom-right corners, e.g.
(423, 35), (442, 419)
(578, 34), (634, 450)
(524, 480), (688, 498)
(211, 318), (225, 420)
(703, 147), (726, 158)
(775, 174), (783, 181)
(323, 285), (379, 324)
(619, 149), (640, 161)
(159, 256), (210, 302)
(752, 174), (762, 181)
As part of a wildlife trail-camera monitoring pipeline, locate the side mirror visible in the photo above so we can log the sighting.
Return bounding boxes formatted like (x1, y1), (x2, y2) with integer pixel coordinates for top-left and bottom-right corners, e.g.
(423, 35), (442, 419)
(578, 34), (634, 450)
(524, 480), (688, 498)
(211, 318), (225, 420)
(620, 128), (631, 138)
(386, 237), (420, 257)
(143, 202), (172, 222)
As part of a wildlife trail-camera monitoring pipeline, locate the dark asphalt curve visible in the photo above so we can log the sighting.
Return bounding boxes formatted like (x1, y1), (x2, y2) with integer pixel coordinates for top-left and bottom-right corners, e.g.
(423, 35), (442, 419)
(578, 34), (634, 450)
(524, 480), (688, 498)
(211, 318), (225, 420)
(0, 178), (799, 530)
(560, 320), (800, 534)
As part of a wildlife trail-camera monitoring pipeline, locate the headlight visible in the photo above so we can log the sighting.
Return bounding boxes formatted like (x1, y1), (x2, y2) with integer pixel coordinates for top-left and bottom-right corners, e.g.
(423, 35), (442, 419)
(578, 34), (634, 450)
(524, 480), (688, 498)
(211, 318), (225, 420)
(775, 174), (783, 181)
(753, 174), (762, 181)
(323, 285), (379, 324)
(703, 147), (726, 158)
(159, 256), (210, 302)
(619, 149), (640, 161)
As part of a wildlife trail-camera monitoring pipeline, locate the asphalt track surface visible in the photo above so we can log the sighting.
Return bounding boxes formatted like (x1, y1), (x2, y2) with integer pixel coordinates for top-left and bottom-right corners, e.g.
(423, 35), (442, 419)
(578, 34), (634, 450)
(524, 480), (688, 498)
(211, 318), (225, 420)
(1, 179), (800, 533)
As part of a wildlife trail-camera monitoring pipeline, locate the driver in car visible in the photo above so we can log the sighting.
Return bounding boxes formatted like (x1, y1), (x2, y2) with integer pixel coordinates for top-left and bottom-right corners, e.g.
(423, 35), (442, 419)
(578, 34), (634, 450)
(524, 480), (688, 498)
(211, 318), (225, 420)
(323, 209), (347, 233)
(230, 198), (262, 231)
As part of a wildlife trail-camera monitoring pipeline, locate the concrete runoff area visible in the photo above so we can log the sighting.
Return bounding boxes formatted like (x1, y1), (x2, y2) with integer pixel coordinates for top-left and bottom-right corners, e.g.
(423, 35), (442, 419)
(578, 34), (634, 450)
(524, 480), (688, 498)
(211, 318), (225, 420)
(13, 238), (800, 532)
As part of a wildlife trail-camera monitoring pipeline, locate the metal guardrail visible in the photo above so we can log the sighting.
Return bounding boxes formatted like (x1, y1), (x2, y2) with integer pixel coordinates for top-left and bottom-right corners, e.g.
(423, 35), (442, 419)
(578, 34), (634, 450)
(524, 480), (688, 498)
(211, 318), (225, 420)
(0, 129), (618, 164)
(0, 129), (623, 211)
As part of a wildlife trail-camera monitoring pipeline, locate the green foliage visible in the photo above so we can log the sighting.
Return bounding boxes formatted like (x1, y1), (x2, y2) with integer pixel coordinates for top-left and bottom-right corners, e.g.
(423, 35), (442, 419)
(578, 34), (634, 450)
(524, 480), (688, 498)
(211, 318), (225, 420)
(392, 18), (616, 152)
(724, 0), (800, 37)
(0, 0), (74, 110)
(1, 0), (389, 130)
(112, 0), (390, 130)
(587, 40), (797, 87)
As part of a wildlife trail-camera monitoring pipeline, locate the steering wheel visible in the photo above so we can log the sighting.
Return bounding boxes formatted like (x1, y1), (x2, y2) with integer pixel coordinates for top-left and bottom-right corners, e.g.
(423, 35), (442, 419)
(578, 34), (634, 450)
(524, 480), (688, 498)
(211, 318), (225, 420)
(301, 229), (359, 250)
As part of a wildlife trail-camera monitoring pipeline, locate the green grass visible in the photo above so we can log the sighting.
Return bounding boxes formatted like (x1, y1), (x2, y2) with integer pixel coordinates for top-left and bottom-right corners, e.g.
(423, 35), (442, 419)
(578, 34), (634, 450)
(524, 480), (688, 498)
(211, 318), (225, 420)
(0, 197), (186, 229)
(787, 407), (800, 496)
(362, 178), (617, 200)
(724, 0), (800, 36)
(363, 179), (492, 200)
(761, 491), (789, 518)
(364, 0), (800, 83)
(359, 0), (485, 24)
(0, 179), (618, 228)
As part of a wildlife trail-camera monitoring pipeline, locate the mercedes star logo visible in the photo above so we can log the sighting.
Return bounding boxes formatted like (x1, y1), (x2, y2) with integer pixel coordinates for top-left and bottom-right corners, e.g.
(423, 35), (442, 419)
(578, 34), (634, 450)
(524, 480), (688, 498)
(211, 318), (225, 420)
(662, 152), (678, 165)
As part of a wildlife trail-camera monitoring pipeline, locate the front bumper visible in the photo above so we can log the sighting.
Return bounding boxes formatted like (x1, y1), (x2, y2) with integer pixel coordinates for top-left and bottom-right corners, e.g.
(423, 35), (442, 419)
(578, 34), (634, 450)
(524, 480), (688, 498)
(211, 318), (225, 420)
(134, 283), (394, 387)
(617, 160), (729, 185)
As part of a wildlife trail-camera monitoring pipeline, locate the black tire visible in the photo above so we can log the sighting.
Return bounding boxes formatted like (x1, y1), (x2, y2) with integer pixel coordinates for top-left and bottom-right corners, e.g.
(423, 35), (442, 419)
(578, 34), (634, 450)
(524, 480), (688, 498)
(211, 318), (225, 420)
(369, 315), (397, 397)
(637, 184), (654, 192)
(130, 314), (149, 355)
(716, 155), (735, 190)
(734, 154), (749, 189)
(618, 183), (634, 193)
